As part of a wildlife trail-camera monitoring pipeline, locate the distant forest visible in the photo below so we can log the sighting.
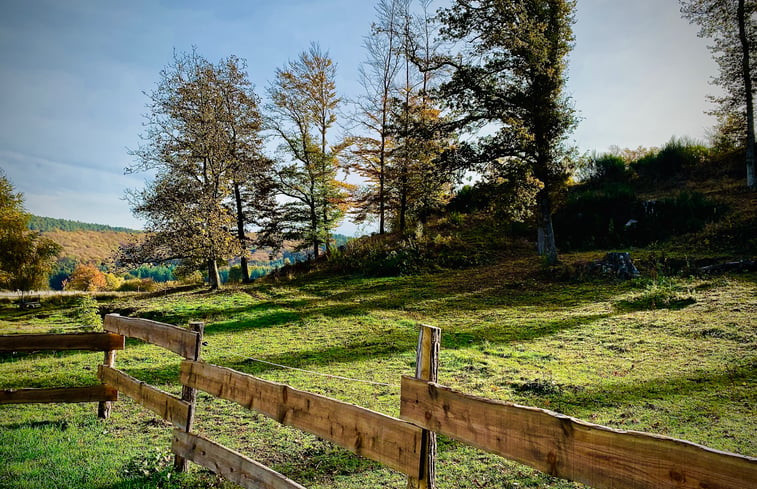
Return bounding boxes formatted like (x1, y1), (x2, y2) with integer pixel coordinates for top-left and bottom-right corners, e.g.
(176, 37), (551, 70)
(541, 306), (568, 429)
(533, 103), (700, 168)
(28, 215), (139, 233)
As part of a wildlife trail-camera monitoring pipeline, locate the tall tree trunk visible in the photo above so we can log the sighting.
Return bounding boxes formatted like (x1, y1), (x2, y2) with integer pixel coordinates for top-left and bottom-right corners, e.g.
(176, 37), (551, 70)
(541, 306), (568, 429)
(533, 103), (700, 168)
(233, 181), (251, 283)
(536, 191), (558, 265)
(207, 258), (221, 290)
(379, 136), (386, 235)
(738, 0), (756, 189)
(311, 202), (319, 259)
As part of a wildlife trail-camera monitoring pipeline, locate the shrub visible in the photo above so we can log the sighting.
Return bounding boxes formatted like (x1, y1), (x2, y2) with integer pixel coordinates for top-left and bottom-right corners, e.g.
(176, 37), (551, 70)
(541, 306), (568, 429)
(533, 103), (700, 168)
(615, 277), (695, 311)
(74, 296), (102, 329)
(582, 154), (630, 185)
(554, 183), (636, 250)
(555, 187), (724, 250)
(117, 278), (157, 292)
(633, 137), (708, 181)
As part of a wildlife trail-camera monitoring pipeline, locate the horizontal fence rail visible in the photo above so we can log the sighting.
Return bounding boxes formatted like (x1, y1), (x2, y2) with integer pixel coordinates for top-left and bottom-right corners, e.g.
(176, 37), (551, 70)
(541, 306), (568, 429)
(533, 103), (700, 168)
(400, 376), (757, 489)
(0, 385), (117, 404)
(104, 314), (200, 359)
(181, 360), (423, 477)
(98, 365), (189, 428)
(172, 430), (307, 489)
(0, 332), (125, 352)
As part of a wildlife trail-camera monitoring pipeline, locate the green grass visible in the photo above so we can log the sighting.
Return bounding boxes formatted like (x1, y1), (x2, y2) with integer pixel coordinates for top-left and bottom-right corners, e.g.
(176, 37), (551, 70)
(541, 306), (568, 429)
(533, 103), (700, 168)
(1, 256), (755, 488)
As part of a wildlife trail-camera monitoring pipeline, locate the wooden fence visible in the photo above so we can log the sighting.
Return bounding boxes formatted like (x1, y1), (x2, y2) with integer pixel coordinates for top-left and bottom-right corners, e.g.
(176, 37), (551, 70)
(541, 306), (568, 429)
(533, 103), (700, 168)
(0, 332), (122, 410)
(2, 316), (755, 489)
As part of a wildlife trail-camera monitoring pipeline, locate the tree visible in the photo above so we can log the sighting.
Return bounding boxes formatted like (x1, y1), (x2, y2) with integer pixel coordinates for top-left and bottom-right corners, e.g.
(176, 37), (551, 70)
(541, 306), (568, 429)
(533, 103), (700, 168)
(680, 0), (756, 189)
(349, 0), (403, 234)
(64, 264), (107, 292)
(267, 44), (351, 257)
(438, 0), (578, 264)
(0, 173), (61, 296)
(127, 50), (272, 288)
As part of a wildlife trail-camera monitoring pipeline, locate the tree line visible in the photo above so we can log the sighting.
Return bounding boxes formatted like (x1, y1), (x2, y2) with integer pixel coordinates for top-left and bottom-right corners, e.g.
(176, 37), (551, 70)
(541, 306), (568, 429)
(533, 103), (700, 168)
(116, 0), (757, 287)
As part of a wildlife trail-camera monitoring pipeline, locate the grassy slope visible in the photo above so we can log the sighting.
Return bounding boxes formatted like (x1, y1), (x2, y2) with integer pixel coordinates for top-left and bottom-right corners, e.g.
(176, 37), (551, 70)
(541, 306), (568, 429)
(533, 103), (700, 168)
(0, 255), (755, 489)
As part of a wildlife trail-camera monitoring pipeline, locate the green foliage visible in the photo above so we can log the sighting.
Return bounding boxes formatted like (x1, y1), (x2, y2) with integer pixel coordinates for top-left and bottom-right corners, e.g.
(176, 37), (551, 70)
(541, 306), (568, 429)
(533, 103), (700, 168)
(555, 188), (724, 250)
(632, 137), (709, 181)
(580, 154), (631, 185)
(49, 257), (77, 291)
(27, 215), (137, 233)
(126, 264), (175, 283)
(117, 278), (158, 292)
(615, 277), (696, 311)
(0, 174), (62, 292)
(73, 296), (102, 329)
(328, 233), (485, 277)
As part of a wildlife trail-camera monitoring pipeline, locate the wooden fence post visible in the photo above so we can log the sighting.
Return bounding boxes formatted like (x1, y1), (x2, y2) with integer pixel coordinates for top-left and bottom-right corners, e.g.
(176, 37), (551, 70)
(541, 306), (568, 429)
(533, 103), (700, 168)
(174, 320), (204, 472)
(98, 314), (119, 419)
(97, 348), (117, 418)
(407, 324), (440, 489)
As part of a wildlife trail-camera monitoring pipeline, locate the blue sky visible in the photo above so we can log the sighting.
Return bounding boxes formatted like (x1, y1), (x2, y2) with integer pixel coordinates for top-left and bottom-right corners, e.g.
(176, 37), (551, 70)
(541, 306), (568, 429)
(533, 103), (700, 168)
(0, 0), (717, 233)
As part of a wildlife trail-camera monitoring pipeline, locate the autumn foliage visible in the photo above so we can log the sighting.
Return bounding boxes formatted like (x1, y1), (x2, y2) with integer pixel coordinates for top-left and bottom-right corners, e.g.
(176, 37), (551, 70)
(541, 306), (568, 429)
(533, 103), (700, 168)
(64, 264), (107, 292)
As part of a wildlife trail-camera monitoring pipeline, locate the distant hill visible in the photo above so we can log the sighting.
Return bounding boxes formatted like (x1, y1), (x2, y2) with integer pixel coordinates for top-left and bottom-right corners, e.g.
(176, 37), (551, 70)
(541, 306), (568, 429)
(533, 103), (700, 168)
(43, 229), (140, 265)
(28, 215), (139, 233)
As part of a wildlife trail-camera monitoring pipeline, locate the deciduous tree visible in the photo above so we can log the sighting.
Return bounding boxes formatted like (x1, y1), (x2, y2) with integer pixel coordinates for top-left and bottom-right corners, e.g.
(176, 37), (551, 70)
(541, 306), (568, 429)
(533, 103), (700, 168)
(127, 50), (272, 288)
(0, 173), (61, 296)
(267, 44), (350, 257)
(680, 0), (756, 189)
(438, 0), (578, 264)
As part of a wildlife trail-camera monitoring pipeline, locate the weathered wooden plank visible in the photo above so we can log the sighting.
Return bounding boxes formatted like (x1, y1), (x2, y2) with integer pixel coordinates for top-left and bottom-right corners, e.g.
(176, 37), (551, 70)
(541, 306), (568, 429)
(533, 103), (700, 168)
(98, 365), (189, 428)
(180, 360), (423, 477)
(103, 314), (198, 359)
(400, 377), (757, 489)
(172, 430), (307, 489)
(0, 385), (118, 404)
(0, 332), (125, 352)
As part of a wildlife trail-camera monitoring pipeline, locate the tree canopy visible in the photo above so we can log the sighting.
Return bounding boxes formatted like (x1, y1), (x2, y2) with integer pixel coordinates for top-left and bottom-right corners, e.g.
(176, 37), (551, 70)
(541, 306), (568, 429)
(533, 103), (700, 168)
(438, 0), (578, 264)
(680, 0), (756, 189)
(0, 173), (61, 293)
(126, 50), (273, 288)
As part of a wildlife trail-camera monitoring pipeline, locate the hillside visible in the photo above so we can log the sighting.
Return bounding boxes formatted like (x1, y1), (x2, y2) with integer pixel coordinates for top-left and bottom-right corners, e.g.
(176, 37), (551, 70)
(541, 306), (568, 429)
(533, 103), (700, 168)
(42, 229), (140, 265)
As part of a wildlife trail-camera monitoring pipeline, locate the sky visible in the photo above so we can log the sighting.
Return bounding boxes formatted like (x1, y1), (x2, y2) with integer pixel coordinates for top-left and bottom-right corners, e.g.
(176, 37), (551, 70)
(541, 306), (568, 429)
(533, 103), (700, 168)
(0, 0), (718, 234)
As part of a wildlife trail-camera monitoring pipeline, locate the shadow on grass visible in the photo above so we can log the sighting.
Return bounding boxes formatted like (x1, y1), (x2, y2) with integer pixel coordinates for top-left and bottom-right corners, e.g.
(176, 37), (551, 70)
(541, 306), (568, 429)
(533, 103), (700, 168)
(555, 363), (755, 412)
(213, 313), (612, 377)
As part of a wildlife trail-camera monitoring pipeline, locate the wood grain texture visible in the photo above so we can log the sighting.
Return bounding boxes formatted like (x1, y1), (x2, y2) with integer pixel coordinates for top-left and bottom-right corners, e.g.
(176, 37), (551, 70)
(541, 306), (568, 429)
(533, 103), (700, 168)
(408, 324), (440, 488)
(180, 360), (423, 477)
(172, 430), (307, 489)
(98, 365), (189, 428)
(400, 377), (757, 489)
(0, 385), (117, 404)
(103, 314), (198, 359)
(0, 333), (125, 352)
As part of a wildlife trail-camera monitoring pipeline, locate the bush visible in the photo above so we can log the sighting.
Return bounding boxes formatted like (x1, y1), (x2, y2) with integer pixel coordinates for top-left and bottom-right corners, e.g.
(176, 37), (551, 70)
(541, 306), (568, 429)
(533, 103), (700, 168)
(554, 183), (636, 249)
(615, 277), (695, 311)
(117, 278), (157, 292)
(582, 154), (630, 185)
(555, 187), (724, 250)
(74, 296), (102, 329)
(633, 137), (708, 181)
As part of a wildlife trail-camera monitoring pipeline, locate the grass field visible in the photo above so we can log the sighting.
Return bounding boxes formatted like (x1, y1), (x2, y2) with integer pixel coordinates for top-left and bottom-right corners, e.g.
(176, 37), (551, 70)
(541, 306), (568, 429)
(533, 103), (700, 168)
(1, 254), (755, 488)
